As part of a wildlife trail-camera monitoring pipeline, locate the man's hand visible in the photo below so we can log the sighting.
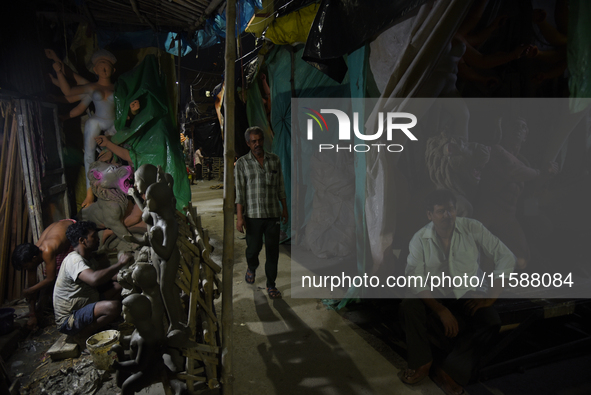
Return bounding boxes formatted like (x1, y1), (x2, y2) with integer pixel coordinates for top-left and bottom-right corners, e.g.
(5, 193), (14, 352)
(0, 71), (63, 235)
(437, 307), (459, 338)
(117, 252), (134, 267)
(464, 298), (495, 316)
(95, 135), (110, 147)
(544, 161), (559, 176)
(22, 287), (36, 298)
(236, 216), (245, 233)
(281, 208), (288, 225)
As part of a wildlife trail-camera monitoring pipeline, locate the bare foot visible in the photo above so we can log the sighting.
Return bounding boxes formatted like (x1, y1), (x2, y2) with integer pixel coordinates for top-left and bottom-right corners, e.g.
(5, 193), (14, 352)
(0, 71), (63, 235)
(81, 187), (95, 208)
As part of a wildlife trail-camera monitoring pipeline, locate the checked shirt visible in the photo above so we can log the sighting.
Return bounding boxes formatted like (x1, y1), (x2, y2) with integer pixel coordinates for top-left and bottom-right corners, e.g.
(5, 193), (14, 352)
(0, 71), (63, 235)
(235, 150), (286, 219)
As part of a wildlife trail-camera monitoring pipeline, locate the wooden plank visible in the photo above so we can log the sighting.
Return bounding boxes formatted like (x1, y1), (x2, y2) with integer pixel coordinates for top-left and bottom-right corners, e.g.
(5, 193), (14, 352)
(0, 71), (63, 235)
(175, 373), (207, 382)
(0, 104), (12, 197)
(187, 257), (200, 338)
(175, 277), (190, 295)
(179, 254), (192, 284)
(16, 100), (41, 241)
(48, 183), (67, 196)
(47, 334), (80, 360)
(191, 343), (219, 354)
(0, 115), (19, 304)
(182, 349), (219, 365)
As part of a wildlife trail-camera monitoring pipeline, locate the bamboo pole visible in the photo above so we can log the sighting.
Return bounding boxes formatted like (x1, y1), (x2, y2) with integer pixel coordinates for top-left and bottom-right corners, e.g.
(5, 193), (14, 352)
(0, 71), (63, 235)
(0, 115), (19, 304)
(0, 104), (12, 193)
(221, 0), (236, 392)
(18, 101), (43, 241)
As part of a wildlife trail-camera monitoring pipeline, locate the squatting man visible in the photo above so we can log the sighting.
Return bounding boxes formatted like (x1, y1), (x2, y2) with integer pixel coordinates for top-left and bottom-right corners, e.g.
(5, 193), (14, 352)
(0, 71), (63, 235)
(400, 189), (515, 395)
(53, 221), (131, 345)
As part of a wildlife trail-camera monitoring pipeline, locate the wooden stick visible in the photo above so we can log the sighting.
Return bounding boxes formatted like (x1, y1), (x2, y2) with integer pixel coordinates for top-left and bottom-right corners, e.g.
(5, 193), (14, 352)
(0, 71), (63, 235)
(222, 0), (237, 391)
(129, 0), (157, 30)
(0, 115), (19, 304)
(0, 104), (12, 196)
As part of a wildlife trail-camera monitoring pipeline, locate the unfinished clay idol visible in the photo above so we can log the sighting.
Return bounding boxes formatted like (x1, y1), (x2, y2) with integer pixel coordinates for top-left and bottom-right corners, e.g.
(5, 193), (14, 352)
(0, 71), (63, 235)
(79, 161), (135, 240)
(113, 293), (165, 394)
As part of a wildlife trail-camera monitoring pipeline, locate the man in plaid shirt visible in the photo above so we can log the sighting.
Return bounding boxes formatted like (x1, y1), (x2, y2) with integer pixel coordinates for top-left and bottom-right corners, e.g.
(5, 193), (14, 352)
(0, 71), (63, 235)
(235, 127), (288, 299)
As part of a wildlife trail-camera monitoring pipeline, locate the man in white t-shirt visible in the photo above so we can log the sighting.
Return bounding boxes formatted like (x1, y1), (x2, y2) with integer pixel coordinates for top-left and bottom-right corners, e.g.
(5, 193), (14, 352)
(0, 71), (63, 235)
(53, 221), (131, 341)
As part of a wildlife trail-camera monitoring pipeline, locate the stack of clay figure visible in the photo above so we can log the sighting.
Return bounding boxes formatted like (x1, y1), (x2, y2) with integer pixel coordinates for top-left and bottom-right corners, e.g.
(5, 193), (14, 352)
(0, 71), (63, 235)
(102, 163), (222, 395)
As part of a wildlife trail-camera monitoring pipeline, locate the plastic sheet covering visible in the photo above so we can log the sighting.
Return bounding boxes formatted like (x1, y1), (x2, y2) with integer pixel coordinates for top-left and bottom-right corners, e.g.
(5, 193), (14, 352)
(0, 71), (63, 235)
(264, 3), (320, 45)
(369, 14), (418, 94)
(265, 44), (351, 245)
(568, 0), (591, 112)
(185, 0), (263, 53)
(192, 120), (223, 157)
(364, 0), (470, 274)
(245, 72), (274, 153)
(165, 32), (193, 57)
(302, 0), (427, 81)
(39, 360), (108, 395)
(111, 55), (191, 212)
(97, 29), (168, 52)
(303, 152), (355, 258)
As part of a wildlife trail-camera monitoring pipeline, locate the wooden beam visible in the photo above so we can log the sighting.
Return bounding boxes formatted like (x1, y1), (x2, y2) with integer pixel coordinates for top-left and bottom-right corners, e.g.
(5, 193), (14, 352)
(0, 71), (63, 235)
(221, 0), (236, 393)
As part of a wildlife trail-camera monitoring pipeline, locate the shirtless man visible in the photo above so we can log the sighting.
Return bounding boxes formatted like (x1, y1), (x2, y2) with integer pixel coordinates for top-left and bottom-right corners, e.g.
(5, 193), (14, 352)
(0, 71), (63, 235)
(12, 219), (76, 329)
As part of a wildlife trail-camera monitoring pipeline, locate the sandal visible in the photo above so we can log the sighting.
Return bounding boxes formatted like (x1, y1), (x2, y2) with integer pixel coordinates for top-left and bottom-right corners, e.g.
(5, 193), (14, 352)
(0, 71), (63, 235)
(245, 269), (255, 284)
(400, 360), (432, 385)
(267, 287), (282, 299)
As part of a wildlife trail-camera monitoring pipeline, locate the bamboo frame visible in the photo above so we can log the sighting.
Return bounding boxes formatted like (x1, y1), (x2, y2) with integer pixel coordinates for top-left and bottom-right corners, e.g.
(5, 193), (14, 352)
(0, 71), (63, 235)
(16, 100), (43, 242)
(221, 0), (236, 393)
(0, 109), (19, 303)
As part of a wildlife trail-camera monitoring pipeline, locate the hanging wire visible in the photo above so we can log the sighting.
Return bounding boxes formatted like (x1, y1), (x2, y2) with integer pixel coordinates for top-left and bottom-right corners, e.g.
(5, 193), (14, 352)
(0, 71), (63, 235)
(61, 0), (69, 59)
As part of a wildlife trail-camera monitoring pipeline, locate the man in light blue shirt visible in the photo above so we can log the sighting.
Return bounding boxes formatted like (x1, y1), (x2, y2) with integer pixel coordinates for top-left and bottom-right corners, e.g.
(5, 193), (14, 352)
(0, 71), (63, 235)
(400, 189), (515, 395)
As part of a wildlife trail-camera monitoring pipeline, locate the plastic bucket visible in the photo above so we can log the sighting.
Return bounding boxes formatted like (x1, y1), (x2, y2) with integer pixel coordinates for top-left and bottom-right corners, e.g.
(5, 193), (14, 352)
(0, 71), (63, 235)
(0, 308), (16, 336)
(86, 329), (120, 370)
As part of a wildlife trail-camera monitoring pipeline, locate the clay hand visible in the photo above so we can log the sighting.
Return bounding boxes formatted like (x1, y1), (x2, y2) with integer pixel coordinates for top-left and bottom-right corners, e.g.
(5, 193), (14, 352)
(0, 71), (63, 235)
(127, 187), (135, 197)
(149, 227), (164, 245)
(52, 61), (63, 73)
(44, 49), (58, 60)
(48, 73), (59, 86)
(514, 44), (538, 59)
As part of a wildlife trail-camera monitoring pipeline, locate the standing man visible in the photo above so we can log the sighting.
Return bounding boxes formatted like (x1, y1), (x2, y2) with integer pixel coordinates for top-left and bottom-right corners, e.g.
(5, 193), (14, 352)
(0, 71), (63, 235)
(194, 147), (204, 180)
(12, 219), (76, 330)
(400, 189), (515, 395)
(235, 126), (288, 299)
(53, 221), (130, 343)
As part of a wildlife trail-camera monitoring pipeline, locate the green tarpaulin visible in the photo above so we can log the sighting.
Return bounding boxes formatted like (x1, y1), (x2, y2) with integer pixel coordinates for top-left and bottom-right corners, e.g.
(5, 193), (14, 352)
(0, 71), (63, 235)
(111, 55), (191, 212)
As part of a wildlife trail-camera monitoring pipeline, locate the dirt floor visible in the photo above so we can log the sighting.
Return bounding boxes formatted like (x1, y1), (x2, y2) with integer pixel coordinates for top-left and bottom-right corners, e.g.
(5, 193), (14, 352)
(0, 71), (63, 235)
(1, 180), (445, 394)
(3, 179), (591, 394)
